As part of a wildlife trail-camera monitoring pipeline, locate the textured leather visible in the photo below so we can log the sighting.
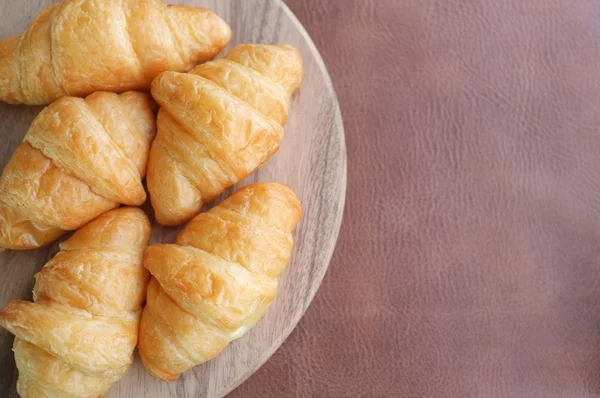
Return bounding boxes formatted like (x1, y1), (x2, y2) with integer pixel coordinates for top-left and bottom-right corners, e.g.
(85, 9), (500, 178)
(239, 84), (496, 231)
(231, 0), (600, 397)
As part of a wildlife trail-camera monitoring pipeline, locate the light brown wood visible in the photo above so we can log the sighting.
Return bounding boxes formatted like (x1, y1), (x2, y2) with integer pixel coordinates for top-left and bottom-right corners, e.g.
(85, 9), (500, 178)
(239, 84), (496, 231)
(0, 0), (346, 397)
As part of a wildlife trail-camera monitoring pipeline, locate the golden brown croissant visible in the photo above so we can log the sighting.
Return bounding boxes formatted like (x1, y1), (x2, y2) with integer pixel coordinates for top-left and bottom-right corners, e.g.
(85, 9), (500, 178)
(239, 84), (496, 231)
(0, 0), (231, 105)
(0, 207), (151, 398)
(138, 182), (302, 381)
(147, 43), (303, 226)
(0, 91), (156, 250)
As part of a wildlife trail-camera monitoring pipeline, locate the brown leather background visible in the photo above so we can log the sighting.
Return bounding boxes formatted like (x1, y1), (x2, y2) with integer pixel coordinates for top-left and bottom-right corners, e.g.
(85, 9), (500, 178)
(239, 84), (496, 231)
(231, 1), (600, 397)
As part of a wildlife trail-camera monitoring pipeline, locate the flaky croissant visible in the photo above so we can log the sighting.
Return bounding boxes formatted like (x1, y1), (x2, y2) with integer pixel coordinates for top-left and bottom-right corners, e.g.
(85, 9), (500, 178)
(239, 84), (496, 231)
(0, 0), (231, 105)
(138, 182), (302, 381)
(147, 43), (303, 226)
(0, 207), (151, 398)
(0, 91), (156, 250)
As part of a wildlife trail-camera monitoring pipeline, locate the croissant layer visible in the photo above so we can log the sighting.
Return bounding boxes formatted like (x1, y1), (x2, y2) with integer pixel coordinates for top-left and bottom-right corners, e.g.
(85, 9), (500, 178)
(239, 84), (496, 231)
(0, 0), (231, 105)
(138, 182), (302, 381)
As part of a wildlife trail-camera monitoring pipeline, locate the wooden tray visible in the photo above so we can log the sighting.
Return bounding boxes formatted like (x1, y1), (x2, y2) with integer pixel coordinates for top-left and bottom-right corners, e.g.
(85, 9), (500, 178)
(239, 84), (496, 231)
(0, 0), (346, 397)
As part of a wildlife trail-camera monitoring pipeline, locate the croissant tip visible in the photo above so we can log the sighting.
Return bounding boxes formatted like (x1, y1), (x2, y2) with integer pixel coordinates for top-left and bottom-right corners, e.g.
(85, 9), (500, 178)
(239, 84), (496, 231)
(201, 7), (232, 47)
(0, 36), (22, 104)
(0, 300), (23, 323)
(249, 182), (299, 199)
(154, 209), (195, 227)
(165, 5), (232, 62)
(139, 349), (180, 382)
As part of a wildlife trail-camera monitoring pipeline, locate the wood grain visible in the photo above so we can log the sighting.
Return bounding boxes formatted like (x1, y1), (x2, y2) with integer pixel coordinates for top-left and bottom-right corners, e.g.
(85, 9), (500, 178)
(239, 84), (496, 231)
(0, 0), (346, 397)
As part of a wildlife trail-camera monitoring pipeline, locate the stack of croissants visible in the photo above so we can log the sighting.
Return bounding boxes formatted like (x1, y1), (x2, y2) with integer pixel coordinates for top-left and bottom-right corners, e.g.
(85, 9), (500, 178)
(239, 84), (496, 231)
(0, 0), (305, 396)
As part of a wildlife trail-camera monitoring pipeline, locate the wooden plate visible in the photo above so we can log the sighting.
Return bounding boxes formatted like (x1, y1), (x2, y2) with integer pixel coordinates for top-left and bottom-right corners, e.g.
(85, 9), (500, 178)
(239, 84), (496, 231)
(0, 0), (346, 397)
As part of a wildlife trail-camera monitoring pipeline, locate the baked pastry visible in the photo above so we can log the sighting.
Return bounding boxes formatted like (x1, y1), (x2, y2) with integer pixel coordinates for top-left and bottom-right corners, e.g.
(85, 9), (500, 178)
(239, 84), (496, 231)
(0, 0), (231, 105)
(138, 182), (302, 381)
(147, 43), (303, 226)
(0, 91), (156, 250)
(0, 207), (151, 398)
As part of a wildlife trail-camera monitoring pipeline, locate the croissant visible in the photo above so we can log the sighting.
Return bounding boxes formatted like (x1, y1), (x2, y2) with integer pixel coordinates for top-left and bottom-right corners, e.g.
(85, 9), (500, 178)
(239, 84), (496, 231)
(147, 43), (303, 226)
(138, 182), (302, 381)
(0, 0), (231, 105)
(0, 91), (156, 250)
(0, 207), (151, 398)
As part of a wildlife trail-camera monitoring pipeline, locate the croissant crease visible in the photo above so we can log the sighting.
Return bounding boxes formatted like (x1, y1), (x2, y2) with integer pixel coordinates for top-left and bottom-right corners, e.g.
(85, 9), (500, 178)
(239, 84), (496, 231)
(138, 182), (302, 381)
(147, 43), (303, 226)
(0, 207), (152, 398)
(0, 91), (156, 250)
(0, 0), (232, 105)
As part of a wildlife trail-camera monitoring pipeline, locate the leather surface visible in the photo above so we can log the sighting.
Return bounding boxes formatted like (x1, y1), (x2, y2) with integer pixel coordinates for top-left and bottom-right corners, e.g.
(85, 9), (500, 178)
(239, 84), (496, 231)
(231, 0), (600, 397)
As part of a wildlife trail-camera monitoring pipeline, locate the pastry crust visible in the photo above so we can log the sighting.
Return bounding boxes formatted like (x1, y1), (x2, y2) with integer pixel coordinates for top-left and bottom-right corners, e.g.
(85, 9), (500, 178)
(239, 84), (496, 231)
(138, 182), (302, 381)
(0, 0), (231, 105)
(0, 91), (156, 250)
(0, 207), (152, 398)
(147, 43), (303, 226)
